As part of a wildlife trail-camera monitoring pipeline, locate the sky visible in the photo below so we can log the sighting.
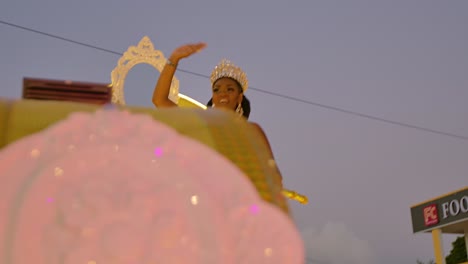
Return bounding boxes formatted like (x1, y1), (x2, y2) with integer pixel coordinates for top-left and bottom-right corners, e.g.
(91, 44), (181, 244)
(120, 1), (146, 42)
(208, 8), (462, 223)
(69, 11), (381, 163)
(1, 0), (467, 263)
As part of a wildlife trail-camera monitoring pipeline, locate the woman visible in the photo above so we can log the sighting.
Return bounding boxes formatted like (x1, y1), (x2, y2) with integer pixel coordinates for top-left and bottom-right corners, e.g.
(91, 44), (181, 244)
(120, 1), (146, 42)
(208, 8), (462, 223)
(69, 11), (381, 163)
(151, 44), (309, 204)
(152, 43), (251, 119)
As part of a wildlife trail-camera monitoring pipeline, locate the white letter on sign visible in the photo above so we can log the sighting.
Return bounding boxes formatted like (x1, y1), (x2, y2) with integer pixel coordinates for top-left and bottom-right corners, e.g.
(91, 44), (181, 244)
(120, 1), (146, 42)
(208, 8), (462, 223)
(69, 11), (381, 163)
(460, 196), (468, 213)
(449, 200), (460, 216)
(442, 202), (449, 219)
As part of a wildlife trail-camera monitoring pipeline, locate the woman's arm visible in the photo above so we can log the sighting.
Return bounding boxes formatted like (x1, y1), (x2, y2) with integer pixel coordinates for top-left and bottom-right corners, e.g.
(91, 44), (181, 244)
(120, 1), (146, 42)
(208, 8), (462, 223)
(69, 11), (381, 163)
(152, 55), (179, 107)
(152, 42), (207, 108)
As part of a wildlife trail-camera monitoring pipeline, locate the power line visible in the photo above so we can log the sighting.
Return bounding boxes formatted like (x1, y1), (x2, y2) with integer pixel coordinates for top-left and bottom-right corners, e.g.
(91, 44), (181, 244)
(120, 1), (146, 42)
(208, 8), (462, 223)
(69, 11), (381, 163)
(0, 20), (122, 56)
(1, 19), (468, 141)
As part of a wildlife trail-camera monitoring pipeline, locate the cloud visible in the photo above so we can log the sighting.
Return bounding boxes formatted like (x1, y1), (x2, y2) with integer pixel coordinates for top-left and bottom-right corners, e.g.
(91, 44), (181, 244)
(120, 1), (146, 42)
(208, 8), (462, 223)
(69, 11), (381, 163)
(301, 222), (376, 264)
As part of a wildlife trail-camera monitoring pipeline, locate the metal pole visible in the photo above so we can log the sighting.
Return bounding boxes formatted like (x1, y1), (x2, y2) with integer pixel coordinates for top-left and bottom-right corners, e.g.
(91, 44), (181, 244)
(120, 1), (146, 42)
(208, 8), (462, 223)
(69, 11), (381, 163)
(431, 228), (446, 264)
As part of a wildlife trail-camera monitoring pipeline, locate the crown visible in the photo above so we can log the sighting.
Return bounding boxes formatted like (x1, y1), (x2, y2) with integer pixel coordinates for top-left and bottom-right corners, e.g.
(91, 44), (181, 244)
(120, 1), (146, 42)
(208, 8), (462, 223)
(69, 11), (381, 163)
(210, 59), (248, 92)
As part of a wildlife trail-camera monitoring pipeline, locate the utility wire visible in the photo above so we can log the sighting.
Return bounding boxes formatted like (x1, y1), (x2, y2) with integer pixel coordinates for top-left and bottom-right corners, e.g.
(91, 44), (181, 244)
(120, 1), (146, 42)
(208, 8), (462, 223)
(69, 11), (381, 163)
(1, 19), (467, 141)
(0, 20), (122, 56)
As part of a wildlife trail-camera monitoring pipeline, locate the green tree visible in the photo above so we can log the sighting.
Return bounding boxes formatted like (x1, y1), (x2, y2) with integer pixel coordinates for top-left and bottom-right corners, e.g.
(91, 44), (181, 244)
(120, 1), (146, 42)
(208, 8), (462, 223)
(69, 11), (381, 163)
(446, 236), (467, 264)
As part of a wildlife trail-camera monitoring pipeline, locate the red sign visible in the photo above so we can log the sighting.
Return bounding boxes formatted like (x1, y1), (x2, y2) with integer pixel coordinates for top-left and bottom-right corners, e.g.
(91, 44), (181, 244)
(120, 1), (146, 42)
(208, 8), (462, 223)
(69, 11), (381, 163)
(423, 204), (439, 226)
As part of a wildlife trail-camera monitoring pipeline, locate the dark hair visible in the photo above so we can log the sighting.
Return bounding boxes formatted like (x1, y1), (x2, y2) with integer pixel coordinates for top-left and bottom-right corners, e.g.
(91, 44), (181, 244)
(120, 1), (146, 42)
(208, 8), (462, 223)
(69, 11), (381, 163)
(206, 96), (251, 119)
(208, 78), (251, 119)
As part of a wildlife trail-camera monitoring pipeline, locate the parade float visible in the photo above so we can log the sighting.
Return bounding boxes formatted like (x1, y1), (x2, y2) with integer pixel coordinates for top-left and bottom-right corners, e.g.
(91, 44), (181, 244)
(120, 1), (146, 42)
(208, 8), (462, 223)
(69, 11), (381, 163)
(0, 37), (308, 263)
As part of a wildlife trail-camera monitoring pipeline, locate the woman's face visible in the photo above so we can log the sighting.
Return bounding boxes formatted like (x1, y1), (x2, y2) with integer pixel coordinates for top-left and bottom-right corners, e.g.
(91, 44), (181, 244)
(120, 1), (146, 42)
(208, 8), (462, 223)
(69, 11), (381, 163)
(212, 78), (243, 111)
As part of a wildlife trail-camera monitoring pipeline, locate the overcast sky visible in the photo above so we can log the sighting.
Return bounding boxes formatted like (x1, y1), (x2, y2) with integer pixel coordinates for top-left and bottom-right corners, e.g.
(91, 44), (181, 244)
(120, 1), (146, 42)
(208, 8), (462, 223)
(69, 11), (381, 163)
(1, 1), (467, 263)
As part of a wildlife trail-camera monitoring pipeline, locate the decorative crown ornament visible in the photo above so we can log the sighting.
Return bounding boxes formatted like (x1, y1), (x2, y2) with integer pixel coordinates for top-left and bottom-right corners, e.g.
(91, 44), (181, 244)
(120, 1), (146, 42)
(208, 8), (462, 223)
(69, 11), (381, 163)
(210, 59), (248, 92)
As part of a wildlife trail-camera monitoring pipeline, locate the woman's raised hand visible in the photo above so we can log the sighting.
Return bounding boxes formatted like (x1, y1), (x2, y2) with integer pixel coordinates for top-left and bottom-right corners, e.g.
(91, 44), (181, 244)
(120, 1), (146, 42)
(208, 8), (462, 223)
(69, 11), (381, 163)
(169, 42), (207, 64)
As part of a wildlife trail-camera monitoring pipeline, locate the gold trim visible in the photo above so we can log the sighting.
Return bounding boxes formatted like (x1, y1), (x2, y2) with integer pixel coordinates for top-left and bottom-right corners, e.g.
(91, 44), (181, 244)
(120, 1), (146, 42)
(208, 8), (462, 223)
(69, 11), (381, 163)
(283, 189), (309, 204)
(179, 94), (207, 109)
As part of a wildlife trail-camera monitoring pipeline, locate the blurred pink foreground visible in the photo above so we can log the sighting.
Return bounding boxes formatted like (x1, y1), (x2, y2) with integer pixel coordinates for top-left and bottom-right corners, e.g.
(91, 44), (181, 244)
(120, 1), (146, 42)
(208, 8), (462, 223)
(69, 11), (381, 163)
(0, 109), (304, 264)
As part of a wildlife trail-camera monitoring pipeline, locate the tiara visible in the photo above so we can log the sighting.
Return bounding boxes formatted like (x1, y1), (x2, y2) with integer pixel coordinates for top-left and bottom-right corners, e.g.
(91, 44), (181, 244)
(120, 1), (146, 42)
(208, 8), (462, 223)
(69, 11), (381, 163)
(210, 59), (248, 92)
